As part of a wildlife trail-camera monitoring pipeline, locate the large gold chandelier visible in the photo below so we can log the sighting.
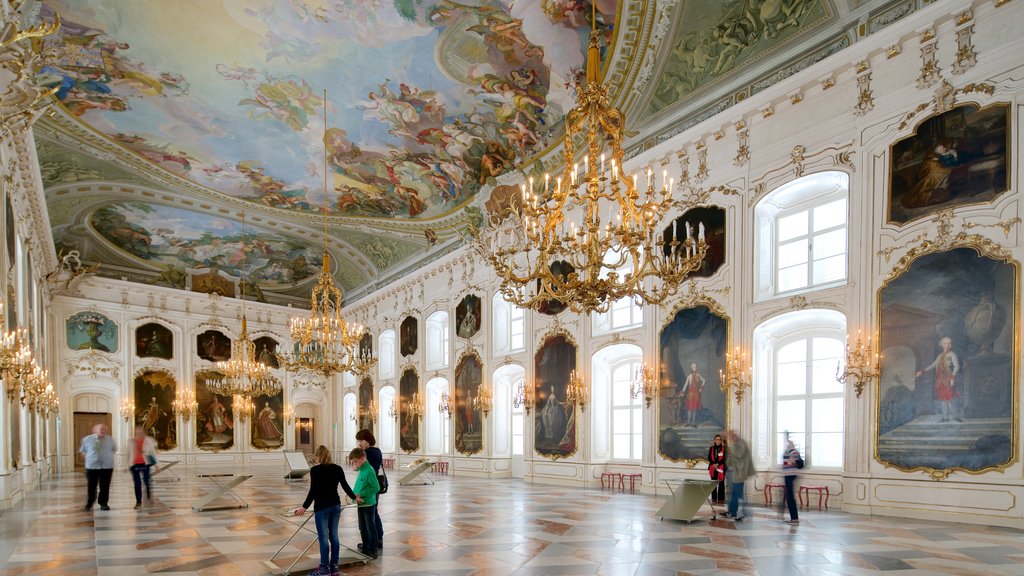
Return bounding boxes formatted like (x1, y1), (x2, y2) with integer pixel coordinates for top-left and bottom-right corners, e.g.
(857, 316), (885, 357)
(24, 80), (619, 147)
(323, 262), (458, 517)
(277, 90), (365, 379)
(209, 215), (281, 398)
(472, 21), (706, 314)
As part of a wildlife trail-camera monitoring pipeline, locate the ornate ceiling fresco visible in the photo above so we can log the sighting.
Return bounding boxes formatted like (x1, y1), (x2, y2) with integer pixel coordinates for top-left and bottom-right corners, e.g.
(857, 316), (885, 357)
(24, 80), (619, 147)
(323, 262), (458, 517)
(31, 0), (918, 305)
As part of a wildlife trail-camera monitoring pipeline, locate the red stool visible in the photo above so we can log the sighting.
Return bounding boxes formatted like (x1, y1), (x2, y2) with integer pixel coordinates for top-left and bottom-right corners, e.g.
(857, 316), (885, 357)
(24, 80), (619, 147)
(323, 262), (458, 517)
(764, 482), (785, 505)
(798, 485), (830, 509)
(600, 472), (621, 490)
(622, 473), (642, 493)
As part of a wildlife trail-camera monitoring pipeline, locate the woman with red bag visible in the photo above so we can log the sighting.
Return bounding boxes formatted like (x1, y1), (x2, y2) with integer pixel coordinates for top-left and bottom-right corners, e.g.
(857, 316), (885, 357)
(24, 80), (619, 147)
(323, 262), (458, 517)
(707, 434), (727, 503)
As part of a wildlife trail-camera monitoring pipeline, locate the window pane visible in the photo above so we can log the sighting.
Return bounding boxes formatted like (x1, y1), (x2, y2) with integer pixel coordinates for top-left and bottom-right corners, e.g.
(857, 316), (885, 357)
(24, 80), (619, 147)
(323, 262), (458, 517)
(812, 229), (846, 259)
(812, 338), (844, 394)
(778, 264), (808, 292)
(811, 398), (844, 433)
(813, 338), (844, 361)
(613, 435), (630, 459)
(777, 432), (806, 459)
(511, 331), (524, 351)
(778, 239), (809, 267)
(813, 198), (847, 232)
(632, 408), (642, 434)
(777, 362), (807, 396)
(777, 341), (807, 364)
(812, 254), (846, 284)
(612, 305), (631, 328)
(811, 432), (843, 467)
(778, 211), (808, 241)
(777, 400), (805, 435)
(613, 408), (631, 433)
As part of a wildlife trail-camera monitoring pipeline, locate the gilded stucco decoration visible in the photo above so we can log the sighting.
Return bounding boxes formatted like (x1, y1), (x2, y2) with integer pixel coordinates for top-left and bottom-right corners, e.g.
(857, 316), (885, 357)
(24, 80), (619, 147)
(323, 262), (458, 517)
(747, 142), (855, 208)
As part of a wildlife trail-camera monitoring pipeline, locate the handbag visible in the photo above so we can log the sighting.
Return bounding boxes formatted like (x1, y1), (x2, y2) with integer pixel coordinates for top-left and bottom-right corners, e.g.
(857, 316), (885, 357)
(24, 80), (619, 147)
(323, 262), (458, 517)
(145, 453), (157, 466)
(377, 468), (389, 495)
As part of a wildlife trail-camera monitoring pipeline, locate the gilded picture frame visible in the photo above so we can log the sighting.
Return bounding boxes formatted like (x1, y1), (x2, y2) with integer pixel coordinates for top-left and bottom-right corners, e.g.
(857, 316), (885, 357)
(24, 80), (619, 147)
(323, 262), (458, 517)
(533, 329), (578, 460)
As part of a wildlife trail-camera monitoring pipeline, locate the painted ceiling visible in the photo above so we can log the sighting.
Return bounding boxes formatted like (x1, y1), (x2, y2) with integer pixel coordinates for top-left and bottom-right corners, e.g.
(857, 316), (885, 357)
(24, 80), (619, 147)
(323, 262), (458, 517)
(32, 0), (907, 305)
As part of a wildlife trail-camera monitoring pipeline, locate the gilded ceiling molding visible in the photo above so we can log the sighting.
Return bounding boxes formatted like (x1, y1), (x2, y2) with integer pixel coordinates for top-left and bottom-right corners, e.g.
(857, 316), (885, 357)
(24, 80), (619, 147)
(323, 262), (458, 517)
(45, 249), (98, 298)
(732, 121), (749, 167)
(916, 26), (940, 89)
(751, 295), (844, 326)
(631, 0), (679, 98)
(7, 135), (58, 273)
(65, 349), (121, 380)
(853, 60), (875, 116)
(660, 281), (730, 330)
(0, 4), (59, 134)
(591, 331), (640, 354)
(951, 9), (977, 75)
(747, 142), (856, 208)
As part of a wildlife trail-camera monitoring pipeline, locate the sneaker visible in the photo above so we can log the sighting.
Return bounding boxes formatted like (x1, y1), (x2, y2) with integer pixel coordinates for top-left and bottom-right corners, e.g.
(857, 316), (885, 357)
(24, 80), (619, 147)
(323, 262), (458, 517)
(82, 505), (92, 511)
(133, 503), (141, 509)
(734, 516), (745, 522)
(100, 505), (111, 511)
(784, 519), (799, 525)
(307, 567), (329, 576)
(329, 565), (341, 576)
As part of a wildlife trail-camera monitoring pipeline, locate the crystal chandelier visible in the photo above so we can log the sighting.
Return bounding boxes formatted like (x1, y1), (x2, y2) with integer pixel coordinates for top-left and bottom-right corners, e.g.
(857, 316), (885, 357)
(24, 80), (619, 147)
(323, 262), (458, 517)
(277, 91), (364, 379)
(512, 380), (534, 414)
(630, 363), (657, 408)
(209, 214), (281, 398)
(836, 330), (880, 398)
(172, 387), (198, 421)
(719, 346), (752, 404)
(471, 17), (706, 314)
(1, 309), (33, 401)
(472, 385), (493, 418)
(565, 369), (587, 412)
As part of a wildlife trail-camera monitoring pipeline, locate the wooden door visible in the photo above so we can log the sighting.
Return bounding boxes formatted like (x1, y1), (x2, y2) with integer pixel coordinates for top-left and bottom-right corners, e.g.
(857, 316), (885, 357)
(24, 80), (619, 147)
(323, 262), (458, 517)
(73, 412), (111, 469)
(296, 418), (314, 455)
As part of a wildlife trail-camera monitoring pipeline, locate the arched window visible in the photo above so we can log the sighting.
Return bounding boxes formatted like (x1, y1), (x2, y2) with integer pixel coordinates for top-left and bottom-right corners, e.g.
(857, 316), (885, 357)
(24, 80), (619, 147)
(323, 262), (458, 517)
(425, 377), (450, 455)
(493, 364), (525, 456)
(379, 385), (396, 453)
(754, 171), (849, 300)
(343, 392), (357, 451)
(425, 311), (450, 370)
(591, 343), (642, 462)
(752, 310), (846, 469)
(378, 330), (395, 380)
(492, 292), (525, 354)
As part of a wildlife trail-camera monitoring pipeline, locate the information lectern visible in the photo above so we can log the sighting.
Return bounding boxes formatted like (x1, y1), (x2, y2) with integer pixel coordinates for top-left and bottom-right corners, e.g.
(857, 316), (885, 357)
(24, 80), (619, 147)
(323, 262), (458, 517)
(656, 479), (721, 522)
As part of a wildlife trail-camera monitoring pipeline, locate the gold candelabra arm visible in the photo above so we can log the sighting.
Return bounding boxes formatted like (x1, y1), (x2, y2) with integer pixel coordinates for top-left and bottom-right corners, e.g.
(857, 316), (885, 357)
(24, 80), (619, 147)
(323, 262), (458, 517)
(566, 369), (588, 412)
(836, 331), (881, 398)
(512, 381), (534, 415)
(718, 346), (752, 405)
(473, 385), (493, 418)
(630, 365), (657, 409)
(388, 399), (397, 420)
(438, 391), (450, 416)
(283, 404), (295, 426)
(120, 398), (135, 422)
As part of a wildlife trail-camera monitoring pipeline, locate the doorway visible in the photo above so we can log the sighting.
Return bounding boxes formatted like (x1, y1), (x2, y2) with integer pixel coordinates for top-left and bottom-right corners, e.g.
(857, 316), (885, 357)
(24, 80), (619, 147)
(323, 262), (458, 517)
(296, 418), (315, 455)
(73, 412), (112, 469)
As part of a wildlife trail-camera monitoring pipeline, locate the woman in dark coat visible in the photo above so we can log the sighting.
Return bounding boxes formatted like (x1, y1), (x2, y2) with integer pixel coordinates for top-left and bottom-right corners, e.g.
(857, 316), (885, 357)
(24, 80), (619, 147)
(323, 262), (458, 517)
(708, 434), (727, 503)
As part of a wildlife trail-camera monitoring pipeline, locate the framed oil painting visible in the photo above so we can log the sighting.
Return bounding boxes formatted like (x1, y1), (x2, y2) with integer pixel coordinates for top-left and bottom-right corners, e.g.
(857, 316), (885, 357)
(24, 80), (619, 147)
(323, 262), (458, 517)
(4, 194), (13, 266)
(251, 391), (285, 450)
(133, 369), (177, 450)
(399, 367), (419, 452)
(455, 294), (482, 339)
(9, 395), (19, 468)
(195, 370), (234, 451)
(889, 103), (1009, 224)
(253, 336), (279, 369)
(454, 351), (483, 455)
(358, 375), (374, 432)
(136, 322), (173, 359)
(66, 311), (118, 353)
(878, 247), (1017, 473)
(196, 329), (231, 362)
(534, 332), (577, 458)
(663, 206), (726, 277)
(658, 304), (728, 461)
(358, 332), (373, 365)
(400, 316), (417, 357)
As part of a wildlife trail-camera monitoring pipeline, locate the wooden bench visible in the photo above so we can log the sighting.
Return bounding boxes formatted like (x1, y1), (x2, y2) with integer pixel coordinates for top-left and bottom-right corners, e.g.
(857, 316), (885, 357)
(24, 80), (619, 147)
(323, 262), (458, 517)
(798, 485), (830, 510)
(600, 472), (621, 490)
(621, 473), (642, 493)
(764, 482), (785, 506)
(431, 461), (449, 475)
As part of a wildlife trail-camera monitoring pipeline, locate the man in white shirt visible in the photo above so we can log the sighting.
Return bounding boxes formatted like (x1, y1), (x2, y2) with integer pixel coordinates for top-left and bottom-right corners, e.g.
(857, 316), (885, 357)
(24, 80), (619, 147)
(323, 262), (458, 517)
(80, 423), (117, 511)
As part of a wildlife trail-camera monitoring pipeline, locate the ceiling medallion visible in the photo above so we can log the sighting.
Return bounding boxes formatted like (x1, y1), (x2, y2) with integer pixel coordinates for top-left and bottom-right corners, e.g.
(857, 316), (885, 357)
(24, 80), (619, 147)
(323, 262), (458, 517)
(470, 12), (706, 314)
(277, 91), (371, 379)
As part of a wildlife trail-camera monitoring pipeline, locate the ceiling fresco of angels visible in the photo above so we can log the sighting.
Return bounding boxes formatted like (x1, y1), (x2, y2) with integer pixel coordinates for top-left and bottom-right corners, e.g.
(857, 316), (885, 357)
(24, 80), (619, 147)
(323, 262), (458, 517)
(37, 0), (616, 220)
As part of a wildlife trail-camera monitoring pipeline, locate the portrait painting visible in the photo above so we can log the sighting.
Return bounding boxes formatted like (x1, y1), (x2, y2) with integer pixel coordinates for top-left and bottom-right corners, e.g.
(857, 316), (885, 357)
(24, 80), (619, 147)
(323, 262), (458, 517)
(136, 322), (173, 359)
(534, 333), (577, 458)
(66, 311), (118, 353)
(358, 375), (374, 432)
(251, 391), (284, 450)
(399, 368), (419, 452)
(664, 206), (726, 278)
(878, 247), (1017, 473)
(9, 395), (19, 469)
(195, 370), (234, 451)
(196, 329), (232, 362)
(455, 294), (482, 339)
(358, 332), (373, 364)
(658, 305), (728, 462)
(253, 336), (279, 369)
(400, 316), (418, 357)
(4, 194), (13, 266)
(5, 283), (14, 331)
(133, 369), (177, 450)
(889, 103), (1009, 224)
(454, 352), (484, 455)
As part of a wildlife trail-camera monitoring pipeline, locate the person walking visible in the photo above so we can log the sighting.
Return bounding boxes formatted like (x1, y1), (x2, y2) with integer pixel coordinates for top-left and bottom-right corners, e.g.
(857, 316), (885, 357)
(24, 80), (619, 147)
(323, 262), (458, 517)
(781, 437), (802, 525)
(295, 445), (357, 576)
(725, 429), (753, 521)
(355, 429), (385, 552)
(349, 447), (380, 560)
(707, 434), (727, 503)
(79, 423), (117, 511)
(130, 425), (158, 509)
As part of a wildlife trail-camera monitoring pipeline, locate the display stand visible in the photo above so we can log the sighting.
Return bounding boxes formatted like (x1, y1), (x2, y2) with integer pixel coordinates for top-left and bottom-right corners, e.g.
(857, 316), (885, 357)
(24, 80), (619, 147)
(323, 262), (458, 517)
(264, 504), (370, 575)
(398, 460), (435, 486)
(656, 479), (721, 522)
(191, 474), (252, 512)
(283, 451), (310, 481)
(151, 458), (180, 482)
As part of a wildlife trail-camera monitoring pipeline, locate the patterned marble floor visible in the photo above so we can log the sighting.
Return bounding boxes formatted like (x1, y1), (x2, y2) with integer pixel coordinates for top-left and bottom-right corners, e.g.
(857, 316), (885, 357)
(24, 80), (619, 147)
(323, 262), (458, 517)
(1, 465), (1022, 576)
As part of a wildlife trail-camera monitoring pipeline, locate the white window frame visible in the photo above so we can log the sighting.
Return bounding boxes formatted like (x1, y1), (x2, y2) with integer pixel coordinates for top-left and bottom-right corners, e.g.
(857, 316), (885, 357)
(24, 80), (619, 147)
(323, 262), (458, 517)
(425, 377), (450, 455)
(610, 360), (643, 461)
(378, 330), (396, 380)
(511, 377), (525, 456)
(492, 292), (526, 355)
(425, 311), (449, 370)
(754, 171), (849, 301)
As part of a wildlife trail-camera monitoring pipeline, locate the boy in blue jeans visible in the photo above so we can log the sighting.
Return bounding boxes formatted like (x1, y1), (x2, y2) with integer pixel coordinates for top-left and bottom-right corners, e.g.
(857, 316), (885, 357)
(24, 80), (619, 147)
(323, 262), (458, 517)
(349, 447), (380, 559)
